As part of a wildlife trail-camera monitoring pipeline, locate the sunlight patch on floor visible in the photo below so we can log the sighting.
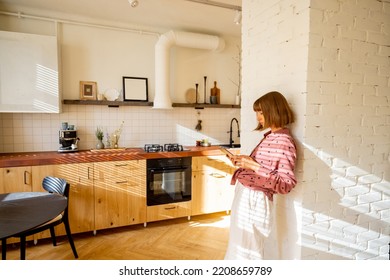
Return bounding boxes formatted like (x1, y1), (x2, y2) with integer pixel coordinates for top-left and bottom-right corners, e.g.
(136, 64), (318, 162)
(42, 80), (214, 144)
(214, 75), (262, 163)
(189, 214), (231, 229)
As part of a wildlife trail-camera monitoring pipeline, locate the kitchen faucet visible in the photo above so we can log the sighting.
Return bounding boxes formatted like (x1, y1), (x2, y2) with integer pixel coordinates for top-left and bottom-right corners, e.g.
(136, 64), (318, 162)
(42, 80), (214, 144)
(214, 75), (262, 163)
(229, 118), (240, 147)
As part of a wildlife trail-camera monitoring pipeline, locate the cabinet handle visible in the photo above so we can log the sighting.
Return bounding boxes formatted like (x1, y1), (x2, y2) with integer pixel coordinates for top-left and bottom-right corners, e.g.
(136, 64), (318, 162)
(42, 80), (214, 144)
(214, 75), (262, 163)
(87, 167), (92, 180)
(164, 206), (177, 210)
(115, 164), (128, 167)
(24, 171), (28, 185)
(115, 180), (127, 184)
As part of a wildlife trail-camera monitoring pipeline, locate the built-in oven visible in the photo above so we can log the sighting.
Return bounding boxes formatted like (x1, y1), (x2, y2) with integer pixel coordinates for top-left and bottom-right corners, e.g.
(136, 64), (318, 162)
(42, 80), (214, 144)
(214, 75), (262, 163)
(146, 157), (192, 206)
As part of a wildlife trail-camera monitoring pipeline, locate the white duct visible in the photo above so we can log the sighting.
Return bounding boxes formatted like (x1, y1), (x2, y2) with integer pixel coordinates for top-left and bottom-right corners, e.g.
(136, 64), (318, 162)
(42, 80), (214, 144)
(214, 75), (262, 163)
(153, 30), (225, 109)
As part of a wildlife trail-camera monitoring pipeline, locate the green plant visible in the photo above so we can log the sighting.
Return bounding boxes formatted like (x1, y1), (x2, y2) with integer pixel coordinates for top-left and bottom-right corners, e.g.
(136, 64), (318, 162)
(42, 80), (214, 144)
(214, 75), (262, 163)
(95, 127), (104, 140)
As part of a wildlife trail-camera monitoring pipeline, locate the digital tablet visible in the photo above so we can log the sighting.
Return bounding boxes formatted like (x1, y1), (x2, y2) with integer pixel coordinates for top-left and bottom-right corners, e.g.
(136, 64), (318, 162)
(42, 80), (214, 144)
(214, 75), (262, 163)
(219, 147), (234, 157)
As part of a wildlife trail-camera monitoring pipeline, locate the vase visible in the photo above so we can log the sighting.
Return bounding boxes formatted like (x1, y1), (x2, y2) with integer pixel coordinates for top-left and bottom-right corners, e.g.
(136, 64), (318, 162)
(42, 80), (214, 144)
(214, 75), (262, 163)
(96, 139), (104, 149)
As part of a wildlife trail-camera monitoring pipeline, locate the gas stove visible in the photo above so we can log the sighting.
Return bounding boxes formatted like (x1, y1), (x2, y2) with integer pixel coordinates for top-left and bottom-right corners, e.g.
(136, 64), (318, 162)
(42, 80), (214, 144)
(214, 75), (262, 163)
(144, 143), (186, 153)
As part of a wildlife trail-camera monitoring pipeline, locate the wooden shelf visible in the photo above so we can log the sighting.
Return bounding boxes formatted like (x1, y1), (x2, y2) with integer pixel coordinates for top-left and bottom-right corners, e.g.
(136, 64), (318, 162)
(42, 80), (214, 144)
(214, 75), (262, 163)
(63, 100), (152, 107)
(172, 103), (240, 109)
(63, 100), (240, 109)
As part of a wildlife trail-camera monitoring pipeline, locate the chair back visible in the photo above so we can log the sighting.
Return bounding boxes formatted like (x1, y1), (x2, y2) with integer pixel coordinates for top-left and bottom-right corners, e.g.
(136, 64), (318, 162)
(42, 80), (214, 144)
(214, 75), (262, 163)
(42, 176), (70, 198)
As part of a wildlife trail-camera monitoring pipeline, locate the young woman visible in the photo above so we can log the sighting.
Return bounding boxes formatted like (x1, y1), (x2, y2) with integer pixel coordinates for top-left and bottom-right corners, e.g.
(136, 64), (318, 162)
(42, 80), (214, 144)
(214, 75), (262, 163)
(224, 91), (297, 260)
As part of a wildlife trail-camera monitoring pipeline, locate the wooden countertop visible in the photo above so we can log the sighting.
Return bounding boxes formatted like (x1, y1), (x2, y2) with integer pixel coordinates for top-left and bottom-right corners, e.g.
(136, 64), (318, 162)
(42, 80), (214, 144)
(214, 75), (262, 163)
(0, 146), (229, 168)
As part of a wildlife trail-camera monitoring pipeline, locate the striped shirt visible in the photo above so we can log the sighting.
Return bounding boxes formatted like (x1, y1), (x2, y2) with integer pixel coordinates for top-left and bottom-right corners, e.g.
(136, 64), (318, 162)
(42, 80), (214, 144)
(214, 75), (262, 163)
(231, 128), (297, 201)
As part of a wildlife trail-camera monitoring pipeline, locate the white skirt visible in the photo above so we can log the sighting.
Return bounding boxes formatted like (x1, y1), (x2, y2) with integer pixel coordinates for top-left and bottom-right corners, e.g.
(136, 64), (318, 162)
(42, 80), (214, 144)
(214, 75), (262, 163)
(224, 182), (275, 260)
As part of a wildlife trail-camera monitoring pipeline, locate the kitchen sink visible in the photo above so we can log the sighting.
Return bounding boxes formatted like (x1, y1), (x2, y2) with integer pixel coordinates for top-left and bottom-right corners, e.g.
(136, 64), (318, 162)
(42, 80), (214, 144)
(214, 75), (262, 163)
(218, 144), (241, 148)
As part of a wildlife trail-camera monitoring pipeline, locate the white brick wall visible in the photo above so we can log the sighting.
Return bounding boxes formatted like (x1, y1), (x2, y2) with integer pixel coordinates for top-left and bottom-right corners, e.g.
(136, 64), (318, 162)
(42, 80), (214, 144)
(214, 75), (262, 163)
(242, 0), (389, 259)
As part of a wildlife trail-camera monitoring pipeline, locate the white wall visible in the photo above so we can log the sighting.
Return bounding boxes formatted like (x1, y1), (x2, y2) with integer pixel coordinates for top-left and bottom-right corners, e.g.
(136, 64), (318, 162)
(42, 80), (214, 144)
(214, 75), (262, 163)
(242, 0), (389, 260)
(0, 11), (241, 152)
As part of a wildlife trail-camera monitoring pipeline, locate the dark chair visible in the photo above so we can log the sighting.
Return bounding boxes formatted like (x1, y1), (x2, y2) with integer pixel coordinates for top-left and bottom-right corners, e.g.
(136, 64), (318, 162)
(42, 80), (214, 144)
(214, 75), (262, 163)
(15, 176), (78, 260)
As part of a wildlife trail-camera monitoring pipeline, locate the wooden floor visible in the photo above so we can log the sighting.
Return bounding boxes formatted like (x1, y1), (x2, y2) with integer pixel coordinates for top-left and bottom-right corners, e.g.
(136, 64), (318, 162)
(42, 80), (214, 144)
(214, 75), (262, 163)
(3, 212), (231, 260)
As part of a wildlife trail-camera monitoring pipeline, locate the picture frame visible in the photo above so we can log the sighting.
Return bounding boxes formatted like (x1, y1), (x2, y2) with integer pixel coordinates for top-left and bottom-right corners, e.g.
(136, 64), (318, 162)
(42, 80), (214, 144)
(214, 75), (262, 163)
(80, 81), (97, 100)
(123, 76), (148, 102)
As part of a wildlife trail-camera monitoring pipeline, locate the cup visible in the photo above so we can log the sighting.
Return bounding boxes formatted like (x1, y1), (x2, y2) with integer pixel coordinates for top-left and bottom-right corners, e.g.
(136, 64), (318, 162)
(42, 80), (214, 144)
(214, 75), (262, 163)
(210, 96), (217, 104)
(61, 122), (68, 130)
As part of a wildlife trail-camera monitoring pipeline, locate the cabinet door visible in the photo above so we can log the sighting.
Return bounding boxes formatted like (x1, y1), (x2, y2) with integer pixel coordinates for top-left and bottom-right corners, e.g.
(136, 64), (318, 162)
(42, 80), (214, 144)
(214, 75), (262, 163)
(32, 163), (95, 236)
(94, 160), (146, 230)
(191, 156), (236, 216)
(0, 166), (33, 244)
(0, 166), (32, 193)
(0, 31), (60, 113)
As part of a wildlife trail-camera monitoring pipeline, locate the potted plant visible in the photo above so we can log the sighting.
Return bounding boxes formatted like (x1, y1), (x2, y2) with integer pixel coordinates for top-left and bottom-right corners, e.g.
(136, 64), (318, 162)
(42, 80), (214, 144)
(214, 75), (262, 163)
(95, 127), (104, 149)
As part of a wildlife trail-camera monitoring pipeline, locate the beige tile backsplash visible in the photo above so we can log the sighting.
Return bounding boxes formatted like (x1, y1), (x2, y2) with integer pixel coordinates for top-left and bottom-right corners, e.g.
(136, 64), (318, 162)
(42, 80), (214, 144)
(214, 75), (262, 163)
(0, 105), (240, 153)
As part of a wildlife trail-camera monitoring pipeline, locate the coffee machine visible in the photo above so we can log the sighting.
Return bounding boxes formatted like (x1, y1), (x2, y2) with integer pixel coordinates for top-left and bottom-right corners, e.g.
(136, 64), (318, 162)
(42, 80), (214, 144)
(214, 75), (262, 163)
(58, 130), (79, 153)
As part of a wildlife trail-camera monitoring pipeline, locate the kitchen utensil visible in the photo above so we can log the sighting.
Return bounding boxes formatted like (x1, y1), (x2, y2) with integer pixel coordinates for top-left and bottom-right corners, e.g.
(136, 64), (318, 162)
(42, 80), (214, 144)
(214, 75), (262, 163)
(204, 76), (207, 104)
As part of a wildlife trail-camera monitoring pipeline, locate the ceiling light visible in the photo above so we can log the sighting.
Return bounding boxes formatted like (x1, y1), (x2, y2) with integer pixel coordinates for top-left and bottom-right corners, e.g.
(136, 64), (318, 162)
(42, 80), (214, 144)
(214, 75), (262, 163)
(128, 0), (139, 8)
(234, 10), (242, 25)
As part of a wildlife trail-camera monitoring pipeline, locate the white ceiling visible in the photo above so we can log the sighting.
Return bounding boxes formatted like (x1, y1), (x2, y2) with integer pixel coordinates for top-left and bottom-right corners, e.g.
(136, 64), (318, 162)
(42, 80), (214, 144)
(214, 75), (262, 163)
(0, 0), (242, 37)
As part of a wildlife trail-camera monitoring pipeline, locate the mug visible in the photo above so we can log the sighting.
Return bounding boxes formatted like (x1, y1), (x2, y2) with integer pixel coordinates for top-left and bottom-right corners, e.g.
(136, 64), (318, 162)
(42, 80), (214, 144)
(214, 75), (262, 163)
(210, 96), (217, 104)
(61, 122), (68, 130)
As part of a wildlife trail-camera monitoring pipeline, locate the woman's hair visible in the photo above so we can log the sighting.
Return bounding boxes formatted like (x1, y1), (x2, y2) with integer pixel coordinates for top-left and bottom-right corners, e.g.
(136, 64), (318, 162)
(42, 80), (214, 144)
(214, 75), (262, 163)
(253, 91), (295, 131)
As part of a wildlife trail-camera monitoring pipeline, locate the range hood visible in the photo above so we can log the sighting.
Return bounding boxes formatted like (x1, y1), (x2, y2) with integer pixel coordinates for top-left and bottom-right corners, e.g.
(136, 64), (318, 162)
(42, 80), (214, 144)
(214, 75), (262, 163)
(153, 30), (225, 109)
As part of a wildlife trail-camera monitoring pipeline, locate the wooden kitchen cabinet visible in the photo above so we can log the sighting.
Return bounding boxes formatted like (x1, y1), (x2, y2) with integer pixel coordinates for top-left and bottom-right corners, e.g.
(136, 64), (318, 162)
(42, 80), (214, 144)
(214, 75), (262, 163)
(94, 160), (146, 230)
(0, 166), (32, 193)
(191, 155), (236, 216)
(31, 163), (95, 238)
(0, 166), (33, 244)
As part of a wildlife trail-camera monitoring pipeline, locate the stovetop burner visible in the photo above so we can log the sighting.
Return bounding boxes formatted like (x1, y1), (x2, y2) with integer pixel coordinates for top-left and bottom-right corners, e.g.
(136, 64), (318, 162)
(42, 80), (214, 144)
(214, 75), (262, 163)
(144, 143), (184, 152)
(144, 144), (164, 153)
(164, 143), (184, 152)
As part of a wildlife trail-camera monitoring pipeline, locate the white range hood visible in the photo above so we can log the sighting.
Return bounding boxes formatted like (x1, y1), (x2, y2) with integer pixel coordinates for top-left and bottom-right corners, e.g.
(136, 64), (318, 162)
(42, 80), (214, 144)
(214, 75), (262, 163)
(153, 30), (225, 109)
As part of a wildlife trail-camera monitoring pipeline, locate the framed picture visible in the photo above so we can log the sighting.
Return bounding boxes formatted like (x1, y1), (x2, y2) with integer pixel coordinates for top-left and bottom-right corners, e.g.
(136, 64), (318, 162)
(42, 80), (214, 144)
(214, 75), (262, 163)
(80, 81), (97, 100)
(123, 76), (148, 102)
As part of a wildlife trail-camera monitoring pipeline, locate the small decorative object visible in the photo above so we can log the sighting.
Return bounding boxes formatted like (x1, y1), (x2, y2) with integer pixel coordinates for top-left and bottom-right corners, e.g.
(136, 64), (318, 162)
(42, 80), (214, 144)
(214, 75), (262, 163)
(195, 120), (202, 131)
(110, 121), (124, 148)
(123, 76), (148, 101)
(229, 45), (242, 105)
(185, 88), (196, 103)
(97, 93), (105, 101)
(201, 139), (211, 146)
(105, 132), (111, 149)
(235, 94), (240, 105)
(104, 88), (120, 101)
(195, 110), (202, 131)
(210, 81), (220, 104)
(195, 83), (199, 104)
(203, 76), (207, 104)
(80, 81), (97, 100)
(95, 127), (104, 149)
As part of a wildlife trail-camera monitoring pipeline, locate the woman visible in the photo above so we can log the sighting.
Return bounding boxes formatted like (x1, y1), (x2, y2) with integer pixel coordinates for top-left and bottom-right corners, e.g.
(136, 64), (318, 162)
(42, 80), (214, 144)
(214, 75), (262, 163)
(224, 91), (297, 260)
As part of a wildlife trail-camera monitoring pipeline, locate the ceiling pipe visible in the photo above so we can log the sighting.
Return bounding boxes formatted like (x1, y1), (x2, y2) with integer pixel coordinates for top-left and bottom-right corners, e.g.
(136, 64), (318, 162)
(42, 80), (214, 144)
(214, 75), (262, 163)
(153, 30), (225, 109)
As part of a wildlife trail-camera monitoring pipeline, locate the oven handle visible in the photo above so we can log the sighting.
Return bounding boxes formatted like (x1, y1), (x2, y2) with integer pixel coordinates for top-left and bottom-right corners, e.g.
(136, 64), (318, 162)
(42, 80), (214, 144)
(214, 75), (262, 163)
(148, 166), (189, 173)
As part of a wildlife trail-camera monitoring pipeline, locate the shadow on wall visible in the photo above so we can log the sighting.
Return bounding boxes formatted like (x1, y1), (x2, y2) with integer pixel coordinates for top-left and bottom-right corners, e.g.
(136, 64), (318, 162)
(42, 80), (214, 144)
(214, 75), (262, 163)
(300, 142), (389, 260)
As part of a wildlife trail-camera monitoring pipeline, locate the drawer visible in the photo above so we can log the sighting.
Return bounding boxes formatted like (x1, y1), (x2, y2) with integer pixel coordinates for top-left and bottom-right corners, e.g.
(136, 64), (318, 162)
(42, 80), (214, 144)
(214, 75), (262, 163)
(94, 160), (146, 180)
(146, 201), (191, 222)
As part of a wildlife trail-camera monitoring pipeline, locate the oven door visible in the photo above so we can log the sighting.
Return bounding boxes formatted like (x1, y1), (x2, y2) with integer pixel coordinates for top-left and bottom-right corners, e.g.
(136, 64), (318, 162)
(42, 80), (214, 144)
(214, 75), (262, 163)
(147, 166), (191, 206)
